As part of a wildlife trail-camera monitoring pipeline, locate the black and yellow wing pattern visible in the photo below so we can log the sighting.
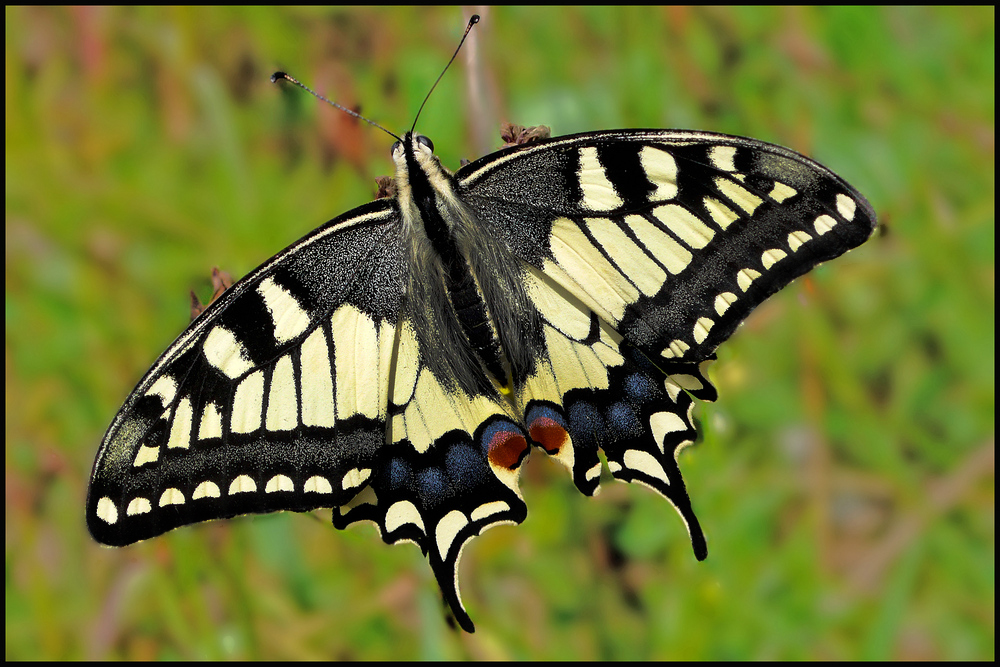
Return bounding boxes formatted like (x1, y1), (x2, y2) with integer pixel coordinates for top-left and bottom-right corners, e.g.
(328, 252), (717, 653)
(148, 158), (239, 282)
(88, 126), (875, 632)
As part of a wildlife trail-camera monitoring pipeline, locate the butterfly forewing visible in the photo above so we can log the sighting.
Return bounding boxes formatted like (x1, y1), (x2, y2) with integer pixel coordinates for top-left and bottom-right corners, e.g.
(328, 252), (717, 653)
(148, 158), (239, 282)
(87, 200), (405, 545)
(460, 129), (874, 366)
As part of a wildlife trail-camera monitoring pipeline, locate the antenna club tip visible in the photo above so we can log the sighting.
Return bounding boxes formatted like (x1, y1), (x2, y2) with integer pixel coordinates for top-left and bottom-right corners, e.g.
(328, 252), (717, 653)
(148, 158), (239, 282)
(270, 71), (287, 84)
(470, 14), (480, 24)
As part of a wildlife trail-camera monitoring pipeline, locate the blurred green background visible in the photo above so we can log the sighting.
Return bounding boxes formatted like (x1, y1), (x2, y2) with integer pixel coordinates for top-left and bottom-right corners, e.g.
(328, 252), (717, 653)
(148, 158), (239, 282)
(5, 6), (994, 660)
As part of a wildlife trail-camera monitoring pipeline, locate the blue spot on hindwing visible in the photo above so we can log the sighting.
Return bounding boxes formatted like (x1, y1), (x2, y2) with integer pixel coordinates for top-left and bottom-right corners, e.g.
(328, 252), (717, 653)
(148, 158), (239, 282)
(446, 443), (485, 493)
(567, 400), (605, 450)
(623, 372), (660, 401)
(417, 467), (447, 505)
(607, 402), (643, 439)
(388, 458), (413, 490)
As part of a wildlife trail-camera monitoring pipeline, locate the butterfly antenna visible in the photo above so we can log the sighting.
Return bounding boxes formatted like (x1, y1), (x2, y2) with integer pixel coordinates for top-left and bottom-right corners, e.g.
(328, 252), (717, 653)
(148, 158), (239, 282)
(270, 71), (402, 142)
(410, 14), (480, 134)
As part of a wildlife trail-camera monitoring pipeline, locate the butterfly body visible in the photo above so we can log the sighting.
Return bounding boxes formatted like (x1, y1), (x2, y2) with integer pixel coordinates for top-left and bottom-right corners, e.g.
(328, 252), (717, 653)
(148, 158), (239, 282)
(394, 132), (539, 398)
(89, 126), (875, 632)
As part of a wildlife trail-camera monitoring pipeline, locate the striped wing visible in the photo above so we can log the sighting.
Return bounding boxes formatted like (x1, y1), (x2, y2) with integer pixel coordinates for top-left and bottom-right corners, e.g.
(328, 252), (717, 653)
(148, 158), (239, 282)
(336, 313), (528, 630)
(88, 126), (875, 633)
(87, 196), (529, 631)
(87, 200), (405, 545)
(459, 129), (876, 551)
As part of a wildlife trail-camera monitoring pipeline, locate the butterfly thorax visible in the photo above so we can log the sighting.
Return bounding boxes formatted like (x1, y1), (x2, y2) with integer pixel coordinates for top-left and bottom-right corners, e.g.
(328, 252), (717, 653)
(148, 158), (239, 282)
(392, 132), (541, 402)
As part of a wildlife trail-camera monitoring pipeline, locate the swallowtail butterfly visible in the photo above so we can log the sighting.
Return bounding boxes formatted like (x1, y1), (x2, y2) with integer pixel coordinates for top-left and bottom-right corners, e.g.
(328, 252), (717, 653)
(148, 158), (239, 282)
(87, 16), (876, 633)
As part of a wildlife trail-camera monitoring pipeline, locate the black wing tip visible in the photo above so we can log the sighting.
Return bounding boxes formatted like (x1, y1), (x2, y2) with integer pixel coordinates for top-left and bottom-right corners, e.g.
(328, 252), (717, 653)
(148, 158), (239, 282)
(86, 505), (160, 547)
(87, 517), (141, 548)
(859, 195), (879, 241)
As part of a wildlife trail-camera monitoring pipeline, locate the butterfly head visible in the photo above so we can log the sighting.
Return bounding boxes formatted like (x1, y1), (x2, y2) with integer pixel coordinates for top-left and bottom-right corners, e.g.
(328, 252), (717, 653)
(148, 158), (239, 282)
(391, 132), (437, 176)
(391, 133), (434, 158)
(391, 132), (456, 210)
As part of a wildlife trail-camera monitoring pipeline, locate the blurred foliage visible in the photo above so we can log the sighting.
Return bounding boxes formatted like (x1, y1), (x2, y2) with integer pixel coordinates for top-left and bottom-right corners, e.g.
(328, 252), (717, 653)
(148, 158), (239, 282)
(5, 6), (994, 660)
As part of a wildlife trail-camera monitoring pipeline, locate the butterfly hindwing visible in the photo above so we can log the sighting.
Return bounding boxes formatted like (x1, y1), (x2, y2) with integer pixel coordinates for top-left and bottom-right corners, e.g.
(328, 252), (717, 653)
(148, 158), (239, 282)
(513, 262), (708, 557)
(335, 315), (528, 632)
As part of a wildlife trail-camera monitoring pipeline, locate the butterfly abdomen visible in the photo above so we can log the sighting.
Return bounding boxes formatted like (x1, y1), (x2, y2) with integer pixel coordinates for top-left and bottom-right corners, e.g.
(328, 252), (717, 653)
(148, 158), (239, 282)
(445, 263), (507, 382)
